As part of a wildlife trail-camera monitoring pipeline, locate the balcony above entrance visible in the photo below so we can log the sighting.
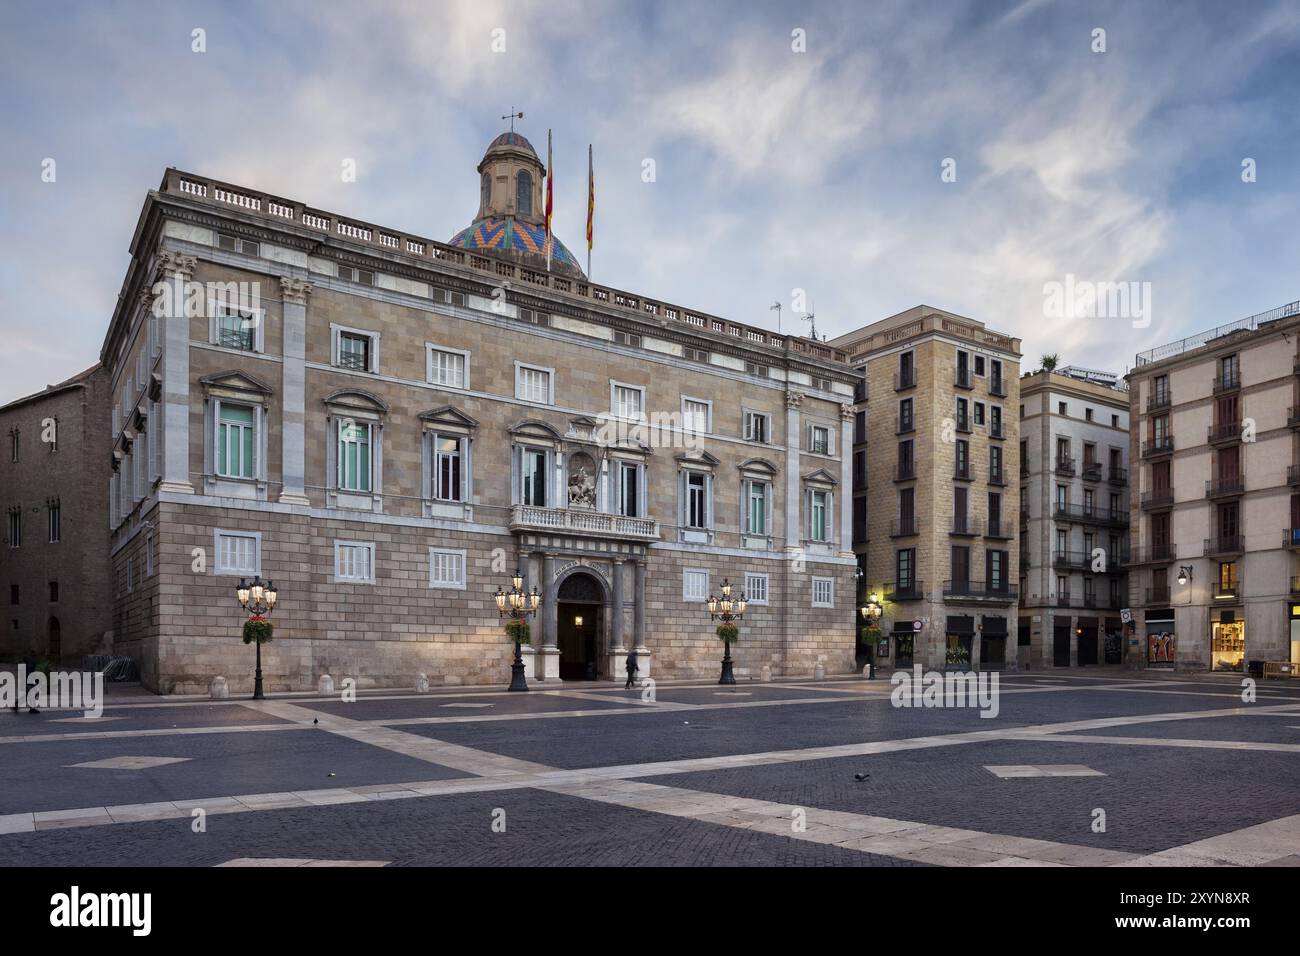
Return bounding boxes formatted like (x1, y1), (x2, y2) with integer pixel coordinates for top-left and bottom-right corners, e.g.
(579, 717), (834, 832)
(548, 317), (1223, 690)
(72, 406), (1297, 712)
(510, 504), (660, 542)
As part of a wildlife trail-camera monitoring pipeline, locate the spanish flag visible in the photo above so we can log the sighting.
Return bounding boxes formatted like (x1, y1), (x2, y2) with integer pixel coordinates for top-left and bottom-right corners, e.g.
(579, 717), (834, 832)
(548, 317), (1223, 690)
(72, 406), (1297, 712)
(545, 129), (553, 271)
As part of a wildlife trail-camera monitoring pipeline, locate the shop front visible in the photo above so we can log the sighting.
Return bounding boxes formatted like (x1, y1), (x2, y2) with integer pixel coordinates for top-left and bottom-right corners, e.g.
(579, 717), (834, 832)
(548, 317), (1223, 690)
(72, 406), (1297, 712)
(945, 615), (975, 670)
(980, 615), (1008, 670)
(1145, 607), (1175, 668)
(1076, 616), (1099, 666)
(1210, 609), (1245, 672)
(1103, 616), (1123, 664)
(890, 622), (914, 669)
(1291, 605), (1300, 666)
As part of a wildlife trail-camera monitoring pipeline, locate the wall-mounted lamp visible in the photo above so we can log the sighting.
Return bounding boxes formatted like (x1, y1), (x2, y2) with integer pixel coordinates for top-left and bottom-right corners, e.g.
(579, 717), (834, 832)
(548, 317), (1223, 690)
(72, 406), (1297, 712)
(1177, 566), (1193, 587)
(574, 615), (584, 627)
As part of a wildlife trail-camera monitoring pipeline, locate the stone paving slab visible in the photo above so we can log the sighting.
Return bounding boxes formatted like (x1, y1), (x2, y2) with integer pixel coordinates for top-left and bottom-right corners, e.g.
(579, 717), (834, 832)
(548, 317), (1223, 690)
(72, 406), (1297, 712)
(0, 704), (291, 739)
(0, 787), (923, 867)
(301, 692), (636, 721)
(638, 737), (1300, 856)
(0, 729), (471, 815)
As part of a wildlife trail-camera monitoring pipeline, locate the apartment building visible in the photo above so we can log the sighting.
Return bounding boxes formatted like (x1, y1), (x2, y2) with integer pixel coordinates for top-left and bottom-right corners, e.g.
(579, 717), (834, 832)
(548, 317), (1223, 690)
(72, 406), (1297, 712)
(1018, 366), (1130, 668)
(0, 365), (112, 663)
(96, 131), (860, 693)
(833, 307), (1022, 671)
(1129, 302), (1300, 672)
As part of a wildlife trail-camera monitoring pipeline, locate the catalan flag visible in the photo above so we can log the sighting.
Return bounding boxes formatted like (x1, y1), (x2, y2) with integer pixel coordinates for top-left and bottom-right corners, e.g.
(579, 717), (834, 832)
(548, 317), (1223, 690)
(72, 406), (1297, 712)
(586, 144), (594, 253)
(545, 129), (553, 271)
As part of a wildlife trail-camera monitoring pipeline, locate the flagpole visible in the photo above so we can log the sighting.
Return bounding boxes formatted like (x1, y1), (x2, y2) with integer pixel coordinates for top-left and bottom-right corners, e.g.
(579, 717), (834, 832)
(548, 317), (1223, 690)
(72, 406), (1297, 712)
(586, 143), (593, 279)
(546, 129), (553, 273)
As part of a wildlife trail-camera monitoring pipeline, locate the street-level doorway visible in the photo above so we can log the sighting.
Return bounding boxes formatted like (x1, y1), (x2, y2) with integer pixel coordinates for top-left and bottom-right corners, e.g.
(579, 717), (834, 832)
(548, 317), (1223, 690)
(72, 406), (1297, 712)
(557, 572), (604, 680)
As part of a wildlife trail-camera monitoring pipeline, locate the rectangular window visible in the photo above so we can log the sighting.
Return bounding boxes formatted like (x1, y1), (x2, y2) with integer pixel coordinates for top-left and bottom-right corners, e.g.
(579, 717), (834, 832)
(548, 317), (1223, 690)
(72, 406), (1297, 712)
(428, 347), (468, 389)
(522, 448), (548, 506)
(744, 411), (770, 444)
(429, 548), (467, 589)
(686, 472), (708, 529)
(612, 383), (645, 420)
(683, 568), (709, 602)
(433, 435), (463, 501)
(618, 461), (641, 517)
(217, 403), (256, 479)
(336, 330), (375, 372)
(682, 398), (710, 434)
(811, 490), (829, 541)
(214, 530), (260, 576)
(897, 548), (915, 589)
(7, 510), (20, 549)
(809, 425), (831, 455)
(337, 420), (372, 493)
(812, 577), (834, 607)
(49, 581), (58, 603)
(215, 307), (257, 351)
(746, 481), (769, 535)
(334, 541), (376, 583)
(899, 398), (914, 432)
(974, 402), (986, 426)
(47, 503), (60, 543)
(516, 364), (553, 404)
(744, 572), (769, 605)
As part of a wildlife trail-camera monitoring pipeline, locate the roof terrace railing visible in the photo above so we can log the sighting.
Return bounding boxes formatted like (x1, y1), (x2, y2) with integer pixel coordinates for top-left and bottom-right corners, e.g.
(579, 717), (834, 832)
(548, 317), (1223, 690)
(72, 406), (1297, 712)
(1135, 300), (1300, 366)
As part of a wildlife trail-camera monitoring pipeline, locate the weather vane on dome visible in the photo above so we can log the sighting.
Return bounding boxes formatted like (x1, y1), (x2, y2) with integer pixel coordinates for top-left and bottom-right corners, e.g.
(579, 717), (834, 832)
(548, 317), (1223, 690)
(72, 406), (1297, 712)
(501, 109), (524, 134)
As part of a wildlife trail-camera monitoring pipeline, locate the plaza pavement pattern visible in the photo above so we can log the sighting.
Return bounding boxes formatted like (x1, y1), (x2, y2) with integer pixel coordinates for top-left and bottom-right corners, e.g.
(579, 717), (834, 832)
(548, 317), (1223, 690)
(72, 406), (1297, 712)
(1, 671), (1299, 867)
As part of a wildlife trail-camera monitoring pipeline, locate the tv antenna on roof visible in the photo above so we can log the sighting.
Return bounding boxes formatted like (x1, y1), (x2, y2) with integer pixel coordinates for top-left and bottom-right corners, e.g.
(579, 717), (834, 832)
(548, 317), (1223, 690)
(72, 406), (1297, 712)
(770, 300), (782, 334)
(802, 301), (821, 342)
(501, 110), (524, 133)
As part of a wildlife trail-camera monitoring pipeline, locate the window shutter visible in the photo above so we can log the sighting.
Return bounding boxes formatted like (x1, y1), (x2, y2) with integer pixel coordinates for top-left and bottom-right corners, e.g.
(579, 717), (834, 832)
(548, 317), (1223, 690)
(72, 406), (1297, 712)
(678, 470), (686, 527)
(421, 430), (431, 501)
(326, 417), (336, 492)
(705, 474), (713, 529)
(511, 445), (521, 505)
(765, 481), (773, 538)
(461, 437), (471, 503)
(204, 399), (215, 479)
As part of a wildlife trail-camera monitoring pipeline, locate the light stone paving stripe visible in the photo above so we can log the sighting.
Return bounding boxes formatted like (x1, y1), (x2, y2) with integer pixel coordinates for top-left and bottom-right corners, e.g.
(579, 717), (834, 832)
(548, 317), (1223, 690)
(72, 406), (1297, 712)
(1027, 733), (1300, 753)
(537, 779), (1138, 867)
(1119, 814), (1300, 867)
(217, 858), (390, 867)
(985, 765), (1105, 778)
(0, 722), (305, 745)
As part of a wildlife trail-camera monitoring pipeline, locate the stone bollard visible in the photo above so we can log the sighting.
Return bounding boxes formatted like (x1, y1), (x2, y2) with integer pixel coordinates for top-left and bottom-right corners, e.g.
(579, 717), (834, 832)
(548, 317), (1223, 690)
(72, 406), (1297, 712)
(318, 674), (334, 695)
(209, 676), (229, 700)
(760, 664), (772, 682)
(814, 662), (826, 680)
(861, 664), (873, 680)
(415, 673), (429, 693)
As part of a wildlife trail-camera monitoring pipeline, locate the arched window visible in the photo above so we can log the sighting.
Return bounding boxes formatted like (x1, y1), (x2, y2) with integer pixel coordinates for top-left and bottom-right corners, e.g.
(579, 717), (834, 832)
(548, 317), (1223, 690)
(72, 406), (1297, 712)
(481, 171), (491, 208)
(516, 170), (533, 216)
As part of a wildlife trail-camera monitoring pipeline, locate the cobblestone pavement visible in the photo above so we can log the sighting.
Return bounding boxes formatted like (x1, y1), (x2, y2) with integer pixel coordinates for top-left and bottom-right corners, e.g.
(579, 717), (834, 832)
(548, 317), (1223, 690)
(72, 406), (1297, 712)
(1, 671), (1298, 866)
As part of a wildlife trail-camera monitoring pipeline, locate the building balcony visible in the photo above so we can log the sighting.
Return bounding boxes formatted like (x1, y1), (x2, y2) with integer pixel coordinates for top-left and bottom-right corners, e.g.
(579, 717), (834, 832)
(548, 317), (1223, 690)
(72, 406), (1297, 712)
(1212, 371), (1241, 394)
(1145, 584), (1172, 604)
(1205, 475), (1245, 499)
(1207, 421), (1243, 445)
(1146, 390), (1171, 413)
(1108, 466), (1128, 486)
(986, 519), (1013, 539)
(1053, 502), (1129, 526)
(1203, 535), (1245, 557)
(1212, 578), (1242, 602)
(896, 418), (915, 435)
(1054, 456), (1076, 476)
(950, 516), (981, 537)
(1140, 488), (1174, 511)
(1055, 592), (1075, 608)
(1141, 436), (1174, 459)
(895, 460), (916, 481)
(988, 469), (1007, 486)
(1290, 575), (1300, 597)
(1132, 543), (1177, 565)
(1289, 407), (1300, 430)
(1289, 464), (1300, 488)
(886, 580), (925, 602)
(989, 376), (1008, 397)
(1052, 551), (1092, 570)
(890, 516), (919, 537)
(1081, 592), (1099, 609)
(954, 461), (973, 481)
(1283, 528), (1300, 550)
(990, 422), (1005, 440)
(956, 415), (972, 434)
(955, 368), (973, 390)
(943, 580), (1018, 604)
(1081, 462), (1102, 482)
(894, 369), (916, 391)
(509, 505), (660, 541)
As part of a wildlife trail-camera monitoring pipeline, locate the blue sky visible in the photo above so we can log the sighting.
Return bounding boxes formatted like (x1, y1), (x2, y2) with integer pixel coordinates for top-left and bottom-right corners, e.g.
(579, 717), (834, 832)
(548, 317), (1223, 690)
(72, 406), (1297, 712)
(2, 0), (1299, 403)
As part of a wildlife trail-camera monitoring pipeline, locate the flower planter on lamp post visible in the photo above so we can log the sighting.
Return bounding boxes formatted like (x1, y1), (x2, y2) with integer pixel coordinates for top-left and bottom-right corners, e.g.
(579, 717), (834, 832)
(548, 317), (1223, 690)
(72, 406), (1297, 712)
(235, 575), (278, 700)
(496, 569), (540, 692)
(706, 577), (747, 685)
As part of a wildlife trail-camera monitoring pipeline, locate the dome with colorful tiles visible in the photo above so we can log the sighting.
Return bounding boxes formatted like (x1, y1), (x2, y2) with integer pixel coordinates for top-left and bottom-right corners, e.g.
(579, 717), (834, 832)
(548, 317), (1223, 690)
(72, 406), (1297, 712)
(449, 217), (584, 276)
(449, 129), (586, 279)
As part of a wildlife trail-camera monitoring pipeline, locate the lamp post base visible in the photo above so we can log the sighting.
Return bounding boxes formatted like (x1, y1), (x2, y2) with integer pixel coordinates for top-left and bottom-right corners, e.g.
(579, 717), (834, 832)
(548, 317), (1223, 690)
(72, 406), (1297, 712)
(253, 642), (265, 700)
(508, 640), (529, 692)
(719, 644), (736, 686)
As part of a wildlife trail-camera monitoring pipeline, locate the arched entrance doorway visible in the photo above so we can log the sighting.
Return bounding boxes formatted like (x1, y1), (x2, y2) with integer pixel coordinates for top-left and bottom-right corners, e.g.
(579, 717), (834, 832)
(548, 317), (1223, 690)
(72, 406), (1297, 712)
(557, 571), (605, 680)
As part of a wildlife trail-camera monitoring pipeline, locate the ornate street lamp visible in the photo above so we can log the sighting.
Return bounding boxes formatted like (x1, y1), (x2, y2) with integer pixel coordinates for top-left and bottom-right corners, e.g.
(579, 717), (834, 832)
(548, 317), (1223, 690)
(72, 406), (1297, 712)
(859, 592), (882, 624)
(706, 577), (747, 685)
(235, 575), (278, 700)
(496, 569), (540, 692)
